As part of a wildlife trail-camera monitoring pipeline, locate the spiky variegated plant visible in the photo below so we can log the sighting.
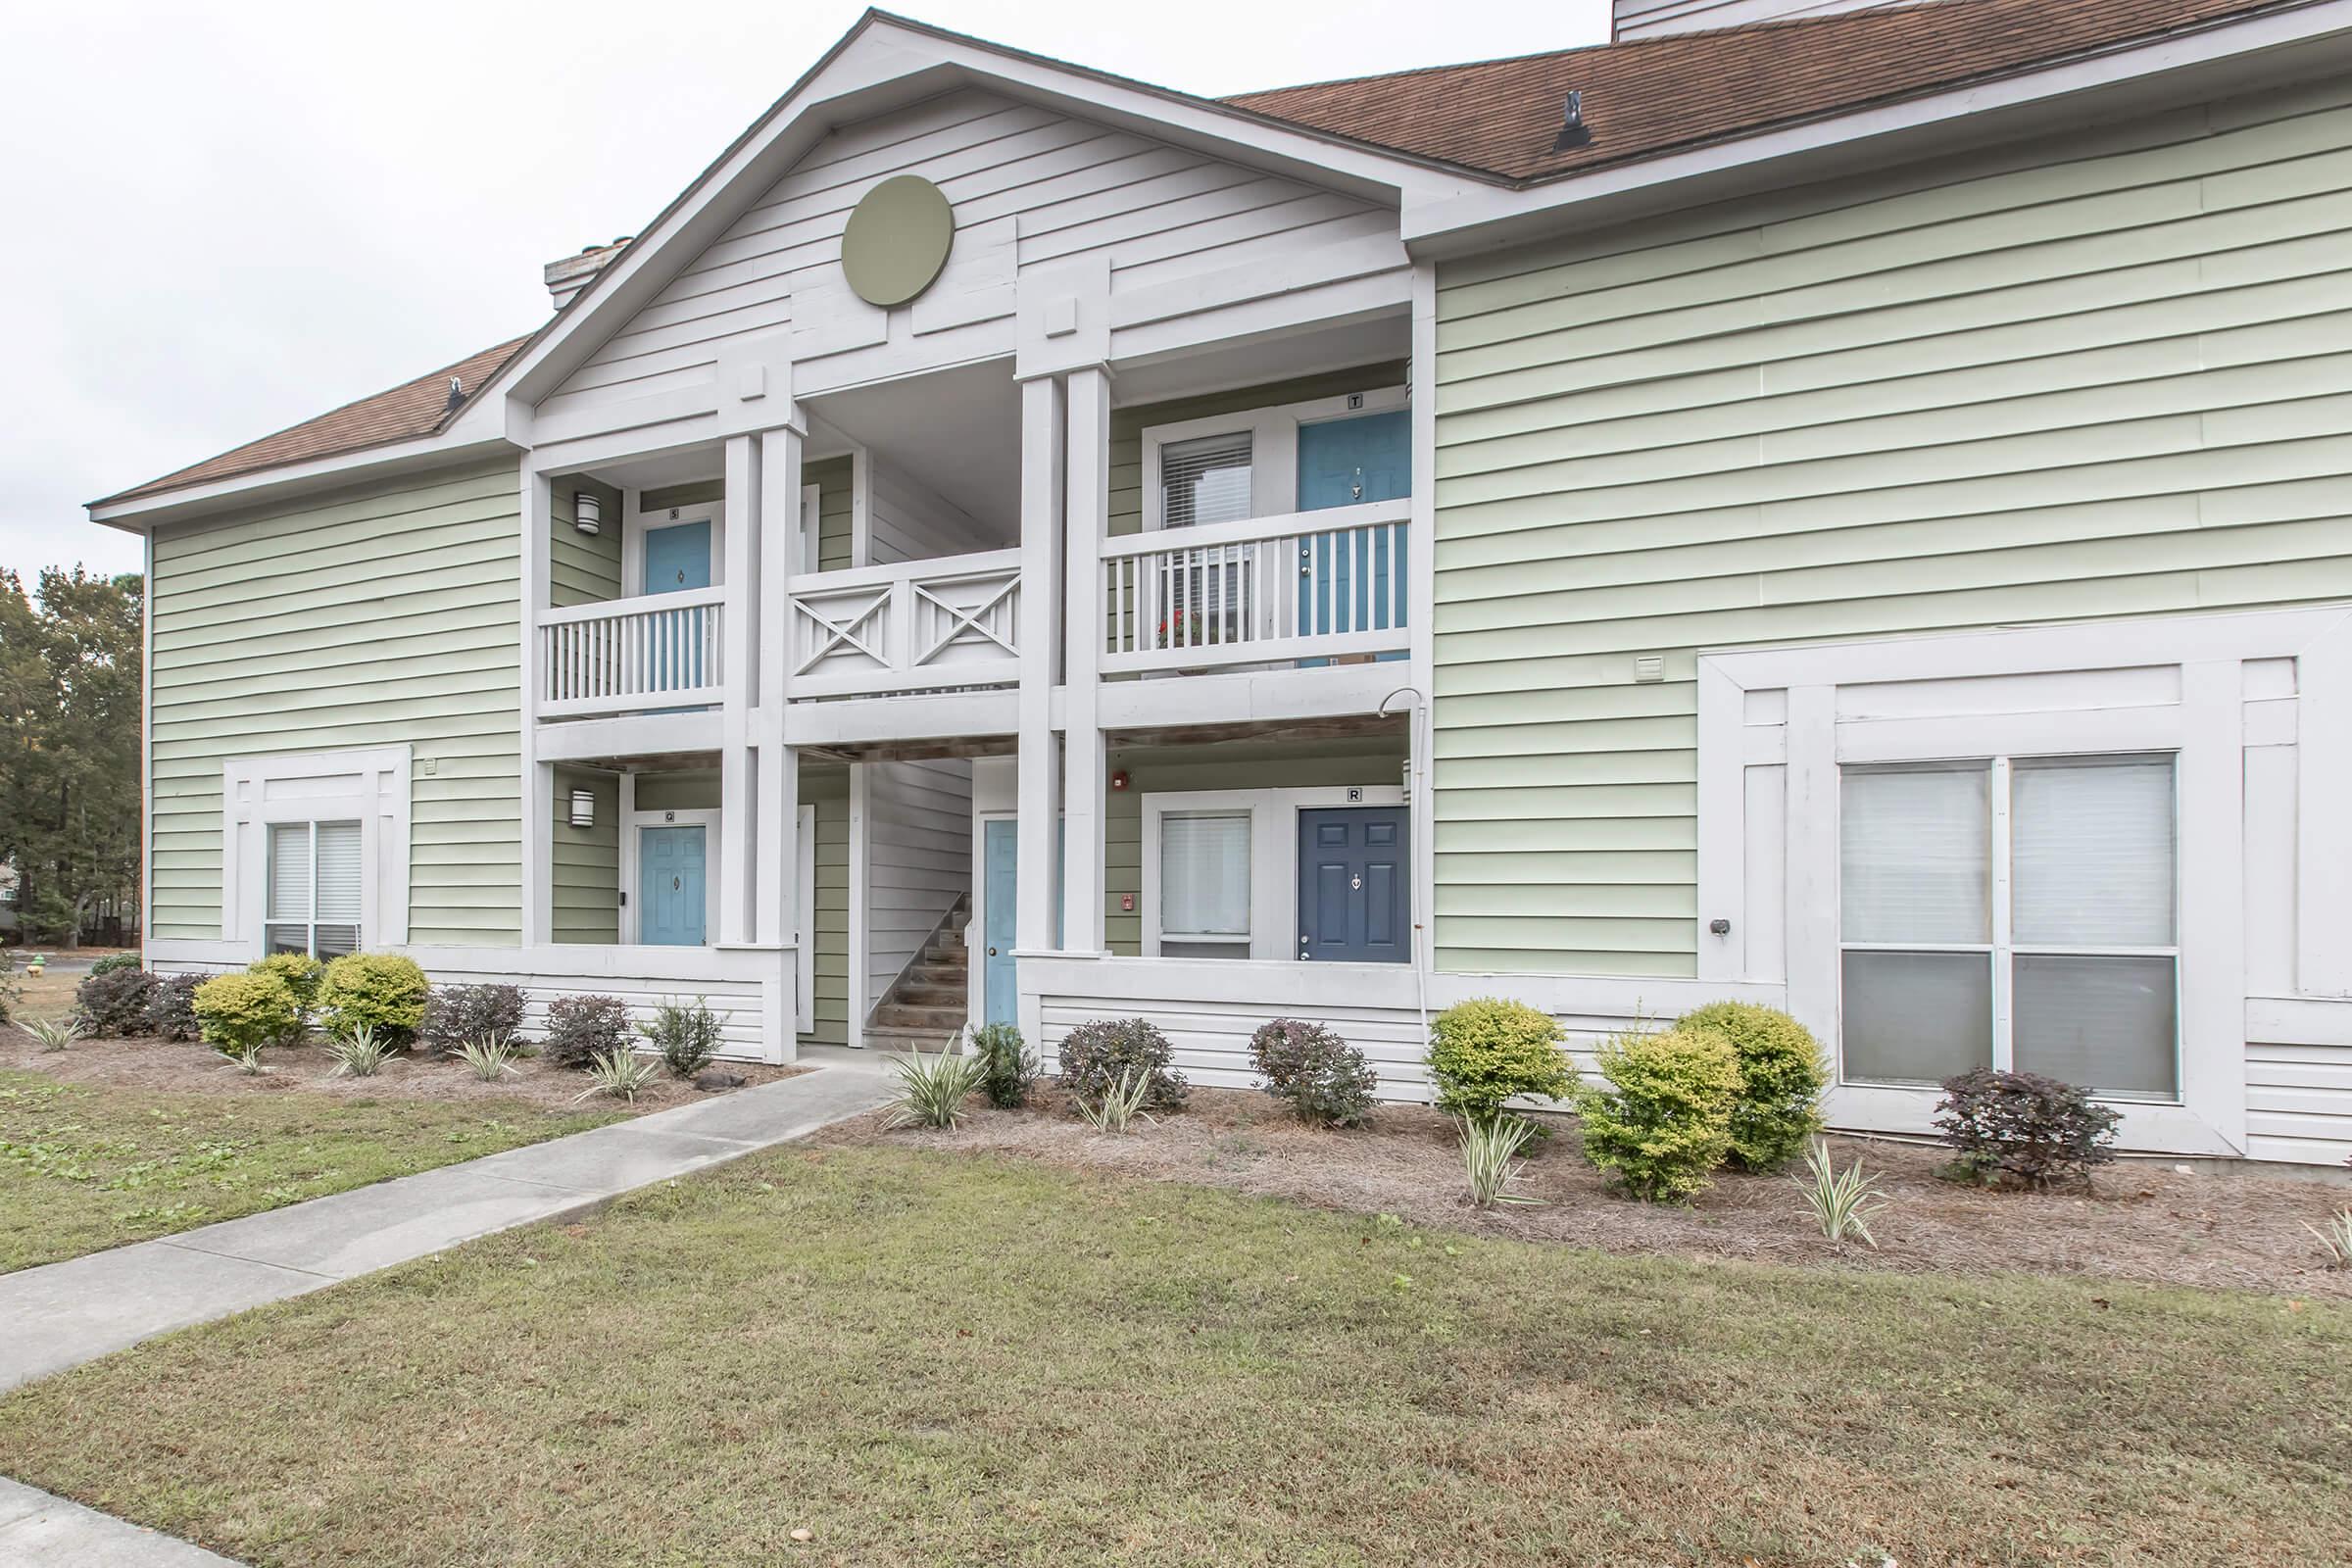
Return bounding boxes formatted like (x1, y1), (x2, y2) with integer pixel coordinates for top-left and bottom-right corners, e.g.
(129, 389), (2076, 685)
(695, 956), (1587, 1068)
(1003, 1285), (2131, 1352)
(576, 1046), (661, 1103)
(1459, 1113), (1544, 1207)
(886, 1040), (987, 1130)
(326, 1022), (396, 1078)
(1074, 1066), (1156, 1135)
(456, 1033), (522, 1082)
(1789, 1139), (1888, 1249)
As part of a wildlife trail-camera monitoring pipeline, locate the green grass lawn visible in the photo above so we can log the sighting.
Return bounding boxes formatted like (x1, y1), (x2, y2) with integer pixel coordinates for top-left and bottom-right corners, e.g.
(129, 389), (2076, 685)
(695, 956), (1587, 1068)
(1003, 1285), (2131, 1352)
(0, 1147), (2342, 1567)
(0, 1068), (621, 1271)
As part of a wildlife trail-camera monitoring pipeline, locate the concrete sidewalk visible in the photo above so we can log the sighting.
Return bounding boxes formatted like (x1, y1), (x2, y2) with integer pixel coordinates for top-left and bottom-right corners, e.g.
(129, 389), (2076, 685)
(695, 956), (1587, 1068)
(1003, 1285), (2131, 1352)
(0, 1479), (239, 1567)
(0, 1061), (895, 1395)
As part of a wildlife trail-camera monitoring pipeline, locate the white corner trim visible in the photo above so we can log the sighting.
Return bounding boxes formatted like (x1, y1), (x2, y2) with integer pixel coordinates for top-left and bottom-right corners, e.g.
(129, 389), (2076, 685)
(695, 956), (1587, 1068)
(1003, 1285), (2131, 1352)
(220, 746), (413, 956)
(1139, 384), (1407, 533)
(1139, 784), (1406, 960)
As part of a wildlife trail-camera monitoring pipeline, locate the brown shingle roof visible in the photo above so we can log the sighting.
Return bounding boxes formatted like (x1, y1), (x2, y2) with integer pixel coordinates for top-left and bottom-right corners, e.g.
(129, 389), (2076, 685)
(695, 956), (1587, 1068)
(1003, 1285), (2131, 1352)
(102, 335), (531, 506)
(1224, 0), (2314, 184)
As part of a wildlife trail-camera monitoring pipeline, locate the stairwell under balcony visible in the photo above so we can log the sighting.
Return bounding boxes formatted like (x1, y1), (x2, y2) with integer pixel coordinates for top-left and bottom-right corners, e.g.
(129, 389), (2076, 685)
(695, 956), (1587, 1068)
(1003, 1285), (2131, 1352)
(864, 898), (970, 1052)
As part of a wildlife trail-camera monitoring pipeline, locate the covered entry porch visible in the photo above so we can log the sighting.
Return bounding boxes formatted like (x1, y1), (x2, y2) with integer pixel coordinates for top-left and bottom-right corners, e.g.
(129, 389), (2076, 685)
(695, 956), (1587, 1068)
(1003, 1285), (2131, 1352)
(974, 715), (1418, 1055)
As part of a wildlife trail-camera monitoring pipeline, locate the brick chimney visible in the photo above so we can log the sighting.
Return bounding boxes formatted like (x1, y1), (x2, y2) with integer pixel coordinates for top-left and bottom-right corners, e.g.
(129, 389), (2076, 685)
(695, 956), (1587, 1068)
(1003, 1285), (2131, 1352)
(543, 237), (632, 310)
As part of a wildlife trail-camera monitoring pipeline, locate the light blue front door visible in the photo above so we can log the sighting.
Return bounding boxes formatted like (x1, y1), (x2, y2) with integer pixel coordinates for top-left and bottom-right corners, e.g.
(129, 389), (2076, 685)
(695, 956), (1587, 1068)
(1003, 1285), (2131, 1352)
(644, 520), (711, 593)
(642, 519), (712, 697)
(982, 818), (1064, 1026)
(1296, 411), (1409, 660)
(639, 825), (707, 947)
(983, 820), (1018, 1026)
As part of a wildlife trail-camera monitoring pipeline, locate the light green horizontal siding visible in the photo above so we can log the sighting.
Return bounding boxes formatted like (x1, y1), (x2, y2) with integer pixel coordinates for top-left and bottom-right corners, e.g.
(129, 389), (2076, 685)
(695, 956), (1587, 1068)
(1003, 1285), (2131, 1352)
(1104, 737), (1407, 957)
(552, 765), (619, 944)
(804, 762), (850, 1046)
(634, 768), (719, 812)
(808, 456), (854, 571)
(550, 478), (621, 609)
(150, 458), (522, 945)
(1432, 76), (2352, 977)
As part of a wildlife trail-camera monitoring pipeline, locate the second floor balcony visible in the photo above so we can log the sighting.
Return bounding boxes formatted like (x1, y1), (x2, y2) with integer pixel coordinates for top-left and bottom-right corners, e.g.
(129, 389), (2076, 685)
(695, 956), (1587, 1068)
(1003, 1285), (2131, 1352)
(529, 355), (1415, 732)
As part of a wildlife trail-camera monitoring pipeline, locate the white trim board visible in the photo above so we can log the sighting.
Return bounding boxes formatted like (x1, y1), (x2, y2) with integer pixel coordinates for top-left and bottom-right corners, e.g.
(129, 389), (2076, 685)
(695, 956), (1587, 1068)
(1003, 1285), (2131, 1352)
(220, 747), (412, 955)
(1693, 602), (2352, 1159)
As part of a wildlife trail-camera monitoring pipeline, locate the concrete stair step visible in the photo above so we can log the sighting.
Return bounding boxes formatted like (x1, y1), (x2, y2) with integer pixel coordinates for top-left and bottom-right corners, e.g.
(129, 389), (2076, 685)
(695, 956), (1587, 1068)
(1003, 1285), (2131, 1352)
(894, 984), (965, 1008)
(872, 1004), (968, 1031)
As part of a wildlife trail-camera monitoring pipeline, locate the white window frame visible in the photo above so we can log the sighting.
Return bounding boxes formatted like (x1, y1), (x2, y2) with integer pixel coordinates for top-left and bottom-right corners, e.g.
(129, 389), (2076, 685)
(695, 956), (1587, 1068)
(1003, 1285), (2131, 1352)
(1140, 784), (1408, 960)
(264, 818), (367, 958)
(1694, 603), (2352, 1157)
(618, 805), (723, 947)
(1837, 753), (2183, 1102)
(221, 746), (410, 957)
(1139, 384), (1408, 534)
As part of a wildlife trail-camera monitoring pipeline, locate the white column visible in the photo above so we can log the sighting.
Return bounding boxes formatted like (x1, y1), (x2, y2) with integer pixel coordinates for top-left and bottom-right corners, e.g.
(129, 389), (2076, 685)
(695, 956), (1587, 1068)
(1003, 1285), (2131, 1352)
(519, 467), (554, 948)
(717, 433), (761, 946)
(1407, 260), (1441, 985)
(1061, 366), (1110, 956)
(756, 423), (803, 952)
(1015, 373), (1066, 956)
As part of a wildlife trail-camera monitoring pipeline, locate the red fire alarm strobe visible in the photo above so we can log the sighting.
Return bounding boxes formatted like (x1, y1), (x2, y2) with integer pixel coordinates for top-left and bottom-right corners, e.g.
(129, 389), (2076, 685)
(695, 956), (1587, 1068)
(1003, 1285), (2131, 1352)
(1110, 769), (1131, 791)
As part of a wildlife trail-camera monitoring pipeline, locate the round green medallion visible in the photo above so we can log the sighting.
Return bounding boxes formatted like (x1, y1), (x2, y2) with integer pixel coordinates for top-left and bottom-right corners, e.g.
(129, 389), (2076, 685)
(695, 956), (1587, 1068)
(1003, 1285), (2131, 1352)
(841, 174), (955, 308)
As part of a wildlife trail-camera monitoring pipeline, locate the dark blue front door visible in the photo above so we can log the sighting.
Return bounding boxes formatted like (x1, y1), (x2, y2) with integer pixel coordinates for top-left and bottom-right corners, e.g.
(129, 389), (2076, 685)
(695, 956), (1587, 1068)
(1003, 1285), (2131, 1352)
(1297, 807), (1409, 964)
(1295, 411), (1409, 659)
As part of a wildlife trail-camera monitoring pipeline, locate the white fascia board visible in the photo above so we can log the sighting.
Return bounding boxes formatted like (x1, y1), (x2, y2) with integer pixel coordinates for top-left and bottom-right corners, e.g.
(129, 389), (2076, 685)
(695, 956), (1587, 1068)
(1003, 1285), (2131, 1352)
(88, 428), (518, 533)
(1405, 2), (2352, 257)
(490, 18), (1484, 410)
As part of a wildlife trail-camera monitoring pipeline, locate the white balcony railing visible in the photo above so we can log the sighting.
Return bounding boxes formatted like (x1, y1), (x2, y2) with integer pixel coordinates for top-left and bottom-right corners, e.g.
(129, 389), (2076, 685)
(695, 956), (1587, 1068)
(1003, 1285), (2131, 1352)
(1101, 500), (1410, 674)
(537, 588), (725, 718)
(785, 549), (1023, 699)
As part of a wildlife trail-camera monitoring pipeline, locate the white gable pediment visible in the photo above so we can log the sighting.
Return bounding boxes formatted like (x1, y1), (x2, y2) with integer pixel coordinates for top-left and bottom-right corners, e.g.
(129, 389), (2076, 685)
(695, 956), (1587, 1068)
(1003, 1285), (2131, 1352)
(525, 55), (1414, 453)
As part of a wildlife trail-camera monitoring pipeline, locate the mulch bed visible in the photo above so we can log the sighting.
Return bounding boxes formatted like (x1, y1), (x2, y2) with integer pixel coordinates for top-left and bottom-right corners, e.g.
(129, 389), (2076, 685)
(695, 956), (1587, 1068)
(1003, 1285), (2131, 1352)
(3, 1030), (802, 1115)
(821, 1084), (2352, 1298)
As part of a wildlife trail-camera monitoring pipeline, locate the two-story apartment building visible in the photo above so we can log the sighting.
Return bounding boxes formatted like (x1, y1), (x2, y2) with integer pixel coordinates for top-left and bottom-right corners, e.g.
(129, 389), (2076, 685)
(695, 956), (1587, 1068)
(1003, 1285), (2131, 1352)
(98, 0), (2352, 1164)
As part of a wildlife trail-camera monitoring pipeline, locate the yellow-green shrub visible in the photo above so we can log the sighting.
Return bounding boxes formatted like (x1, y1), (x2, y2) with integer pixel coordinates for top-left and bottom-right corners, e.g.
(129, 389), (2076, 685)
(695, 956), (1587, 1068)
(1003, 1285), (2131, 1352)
(1575, 1026), (1744, 1202)
(1676, 1001), (1828, 1171)
(247, 952), (324, 1014)
(318, 954), (429, 1045)
(1425, 998), (1573, 1122)
(192, 971), (300, 1055)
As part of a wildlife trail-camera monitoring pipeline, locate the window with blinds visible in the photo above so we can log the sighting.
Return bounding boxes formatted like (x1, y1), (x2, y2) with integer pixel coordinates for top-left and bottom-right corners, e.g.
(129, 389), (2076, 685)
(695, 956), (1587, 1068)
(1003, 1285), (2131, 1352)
(1160, 432), (1252, 529)
(1157, 433), (1255, 645)
(266, 820), (364, 957)
(1160, 812), (1250, 953)
(1838, 754), (2179, 1102)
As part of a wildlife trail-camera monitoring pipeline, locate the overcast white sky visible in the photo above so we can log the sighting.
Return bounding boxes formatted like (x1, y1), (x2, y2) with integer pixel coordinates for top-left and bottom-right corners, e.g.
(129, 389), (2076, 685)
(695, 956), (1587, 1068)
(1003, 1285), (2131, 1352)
(2, 0), (1610, 582)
